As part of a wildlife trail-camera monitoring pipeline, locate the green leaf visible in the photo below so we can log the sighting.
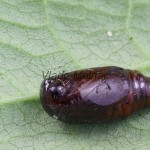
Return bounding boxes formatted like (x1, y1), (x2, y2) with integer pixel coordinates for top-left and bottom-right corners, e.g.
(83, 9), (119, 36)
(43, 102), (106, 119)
(1, 0), (150, 149)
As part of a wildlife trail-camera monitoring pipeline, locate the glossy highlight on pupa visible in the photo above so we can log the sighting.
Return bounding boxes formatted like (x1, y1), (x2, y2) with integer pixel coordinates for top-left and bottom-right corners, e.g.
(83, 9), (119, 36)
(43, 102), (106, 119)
(40, 66), (150, 123)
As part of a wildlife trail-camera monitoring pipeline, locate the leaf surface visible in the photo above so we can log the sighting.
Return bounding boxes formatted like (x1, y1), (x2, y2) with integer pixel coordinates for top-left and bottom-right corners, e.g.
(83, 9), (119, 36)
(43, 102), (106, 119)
(1, 0), (150, 149)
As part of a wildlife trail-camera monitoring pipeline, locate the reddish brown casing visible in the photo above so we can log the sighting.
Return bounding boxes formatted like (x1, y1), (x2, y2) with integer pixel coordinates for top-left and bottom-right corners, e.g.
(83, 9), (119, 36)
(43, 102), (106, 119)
(40, 66), (150, 123)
